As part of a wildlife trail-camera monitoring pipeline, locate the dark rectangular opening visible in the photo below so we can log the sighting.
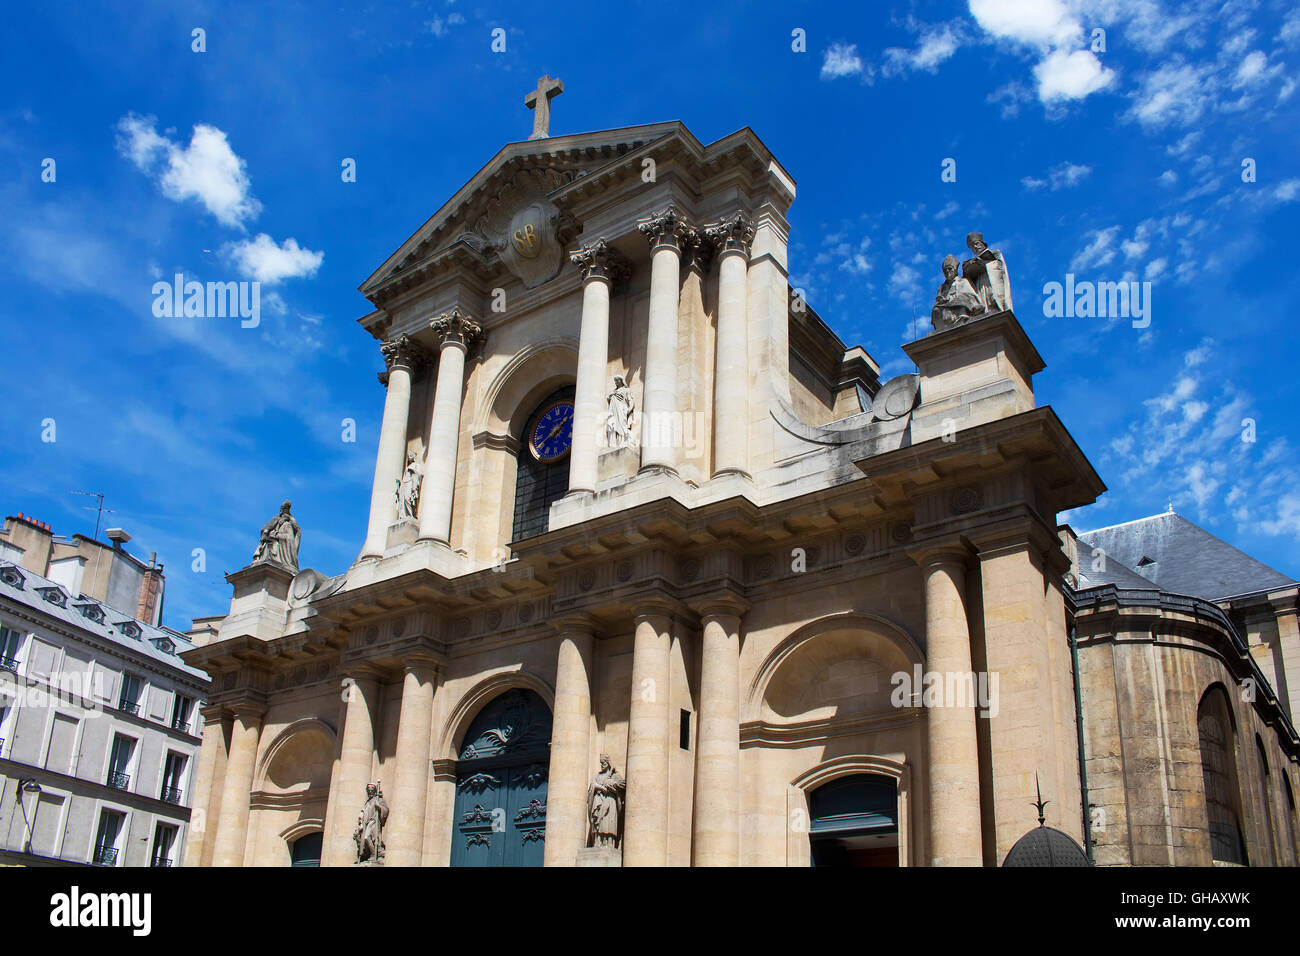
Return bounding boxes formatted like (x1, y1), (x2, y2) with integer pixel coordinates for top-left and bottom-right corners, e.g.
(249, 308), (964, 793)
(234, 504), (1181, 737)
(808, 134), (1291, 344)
(679, 709), (690, 751)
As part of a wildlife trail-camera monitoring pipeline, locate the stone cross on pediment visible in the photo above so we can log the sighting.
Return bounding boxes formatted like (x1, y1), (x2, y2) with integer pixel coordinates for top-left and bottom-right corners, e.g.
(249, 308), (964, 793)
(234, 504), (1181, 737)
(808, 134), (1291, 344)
(525, 75), (563, 140)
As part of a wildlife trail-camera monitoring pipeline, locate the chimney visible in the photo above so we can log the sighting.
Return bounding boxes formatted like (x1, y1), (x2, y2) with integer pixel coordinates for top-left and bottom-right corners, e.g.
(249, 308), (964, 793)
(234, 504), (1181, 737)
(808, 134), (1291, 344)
(106, 528), (131, 550)
(137, 562), (165, 626)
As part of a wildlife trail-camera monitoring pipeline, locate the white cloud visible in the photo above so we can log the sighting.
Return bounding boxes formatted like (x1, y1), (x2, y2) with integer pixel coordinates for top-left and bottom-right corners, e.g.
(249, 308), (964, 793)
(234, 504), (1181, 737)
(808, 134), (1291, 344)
(1070, 226), (1120, 271)
(1275, 179), (1300, 203)
(1127, 62), (1207, 128)
(116, 114), (261, 229)
(968, 0), (1081, 46)
(1034, 48), (1115, 101)
(1234, 50), (1268, 85)
(1158, 169), (1178, 186)
(428, 12), (465, 37)
(883, 26), (959, 75)
(225, 234), (323, 284)
(821, 43), (864, 79)
(1021, 175), (1047, 191)
(1144, 257), (1168, 281)
(1050, 161), (1092, 189)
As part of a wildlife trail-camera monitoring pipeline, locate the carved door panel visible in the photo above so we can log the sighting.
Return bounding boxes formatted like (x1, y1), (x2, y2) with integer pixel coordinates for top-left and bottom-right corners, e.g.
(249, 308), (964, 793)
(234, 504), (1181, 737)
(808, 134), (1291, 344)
(449, 689), (552, 867)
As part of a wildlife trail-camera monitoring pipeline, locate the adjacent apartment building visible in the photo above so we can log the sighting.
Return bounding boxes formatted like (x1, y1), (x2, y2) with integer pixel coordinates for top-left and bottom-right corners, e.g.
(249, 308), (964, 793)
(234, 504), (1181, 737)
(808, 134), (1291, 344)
(0, 513), (210, 866)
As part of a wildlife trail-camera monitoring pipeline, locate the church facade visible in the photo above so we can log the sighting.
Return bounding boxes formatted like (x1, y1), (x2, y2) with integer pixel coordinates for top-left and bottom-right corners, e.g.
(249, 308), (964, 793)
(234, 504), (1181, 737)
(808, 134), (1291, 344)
(181, 98), (1300, 867)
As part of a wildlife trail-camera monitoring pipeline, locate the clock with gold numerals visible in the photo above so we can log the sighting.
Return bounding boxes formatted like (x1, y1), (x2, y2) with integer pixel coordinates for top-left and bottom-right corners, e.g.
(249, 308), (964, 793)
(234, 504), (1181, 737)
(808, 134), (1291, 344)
(528, 399), (574, 462)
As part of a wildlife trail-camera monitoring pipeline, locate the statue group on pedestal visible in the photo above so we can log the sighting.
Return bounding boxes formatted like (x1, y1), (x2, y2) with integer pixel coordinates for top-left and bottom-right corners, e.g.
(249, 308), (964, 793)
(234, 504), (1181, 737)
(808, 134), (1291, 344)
(931, 232), (1013, 333)
(251, 499), (301, 571)
(353, 781), (389, 864)
(587, 754), (625, 848)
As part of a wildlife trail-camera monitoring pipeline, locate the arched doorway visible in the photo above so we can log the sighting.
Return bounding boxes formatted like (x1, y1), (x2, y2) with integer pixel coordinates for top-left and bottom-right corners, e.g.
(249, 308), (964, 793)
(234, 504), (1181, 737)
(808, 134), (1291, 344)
(450, 688), (552, 867)
(289, 832), (322, 867)
(808, 774), (899, 867)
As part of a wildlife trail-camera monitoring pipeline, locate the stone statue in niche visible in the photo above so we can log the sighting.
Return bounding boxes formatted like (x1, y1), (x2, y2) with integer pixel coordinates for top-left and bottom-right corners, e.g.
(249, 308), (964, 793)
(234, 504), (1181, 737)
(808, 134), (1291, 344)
(961, 231), (1012, 315)
(930, 254), (983, 333)
(587, 755), (626, 848)
(252, 500), (301, 570)
(606, 376), (635, 448)
(353, 781), (389, 864)
(395, 451), (422, 520)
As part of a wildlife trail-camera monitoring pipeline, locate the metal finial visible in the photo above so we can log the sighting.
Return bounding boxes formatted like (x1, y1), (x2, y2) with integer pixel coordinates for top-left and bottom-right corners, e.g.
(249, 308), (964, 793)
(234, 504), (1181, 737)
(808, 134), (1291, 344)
(1033, 772), (1049, 827)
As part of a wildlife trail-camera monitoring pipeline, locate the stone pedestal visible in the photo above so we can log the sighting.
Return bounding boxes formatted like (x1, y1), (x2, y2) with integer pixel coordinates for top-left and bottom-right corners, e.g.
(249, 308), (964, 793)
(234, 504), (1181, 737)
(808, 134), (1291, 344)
(218, 562), (293, 641)
(902, 310), (1043, 444)
(576, 847), (622, 867)
(386, 518), (419, 551)
(597, 444), (639, 486)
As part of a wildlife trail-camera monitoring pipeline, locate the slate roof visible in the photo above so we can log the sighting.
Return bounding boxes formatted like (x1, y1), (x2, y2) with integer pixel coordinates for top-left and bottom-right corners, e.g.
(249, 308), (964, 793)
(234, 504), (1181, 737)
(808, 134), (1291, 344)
(1002, 825), (1091, 867)
(0, 561), (207, 681)
(1076, 510), (1296, 601)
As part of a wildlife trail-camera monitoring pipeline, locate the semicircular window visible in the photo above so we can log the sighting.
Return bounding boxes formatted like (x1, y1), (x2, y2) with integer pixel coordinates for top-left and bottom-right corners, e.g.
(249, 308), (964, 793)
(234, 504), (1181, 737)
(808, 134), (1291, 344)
(511, 385), (574, 542)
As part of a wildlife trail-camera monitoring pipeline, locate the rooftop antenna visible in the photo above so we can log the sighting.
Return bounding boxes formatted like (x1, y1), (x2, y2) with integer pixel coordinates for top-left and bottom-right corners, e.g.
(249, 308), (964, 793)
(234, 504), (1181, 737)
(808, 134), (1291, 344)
(71, 490), (113, 540)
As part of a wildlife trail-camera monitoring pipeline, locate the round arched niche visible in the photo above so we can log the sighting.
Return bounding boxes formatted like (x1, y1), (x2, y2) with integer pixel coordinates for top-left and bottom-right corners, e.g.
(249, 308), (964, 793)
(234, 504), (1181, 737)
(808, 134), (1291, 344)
(478, 338), (578, 439)
(750, 614), (922, 724)
(257, 719), (336, 793)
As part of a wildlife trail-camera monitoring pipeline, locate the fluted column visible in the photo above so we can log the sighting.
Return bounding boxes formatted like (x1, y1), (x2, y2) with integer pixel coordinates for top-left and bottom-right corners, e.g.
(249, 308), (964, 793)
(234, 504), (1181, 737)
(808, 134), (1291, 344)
(183, 705), (229, 867)
(387, 657), (438, 866)
(543, 616), (597, 865)
(916, 544), (984, 866)
(637, 206), (693, 475)
(623, 602), (674, 866)
(419, 308), (482, 545)
(210, 703), (264, 867)
(361, 336), (422, 558)
(568, 241), (630, 495)
(322, 670), (381, 866)
(692, 597), (746, 866)
(705, 213), (754, 478)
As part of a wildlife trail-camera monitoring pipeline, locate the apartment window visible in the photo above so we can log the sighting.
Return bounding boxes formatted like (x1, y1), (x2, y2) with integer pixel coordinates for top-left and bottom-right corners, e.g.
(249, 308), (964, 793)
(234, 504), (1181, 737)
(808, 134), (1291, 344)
(118, 674), (142, 715)
(160, 752), (186, 804)
(107, 734), (135, 790)
(151, 823), (178, 867)
(93, 809), (125, 866)
(171, 694), (194, 732)
(0, 625), (22, 672)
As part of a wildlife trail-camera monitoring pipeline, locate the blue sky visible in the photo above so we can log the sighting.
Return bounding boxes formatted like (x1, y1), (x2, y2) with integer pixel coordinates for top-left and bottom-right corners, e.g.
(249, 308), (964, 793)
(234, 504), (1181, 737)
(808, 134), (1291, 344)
(1, 1), (1297, 629)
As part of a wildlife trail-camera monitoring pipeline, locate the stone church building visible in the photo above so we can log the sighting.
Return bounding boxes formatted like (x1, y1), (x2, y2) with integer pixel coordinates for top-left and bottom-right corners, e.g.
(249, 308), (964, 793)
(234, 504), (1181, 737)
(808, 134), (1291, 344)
(182, 89), (1300, 867)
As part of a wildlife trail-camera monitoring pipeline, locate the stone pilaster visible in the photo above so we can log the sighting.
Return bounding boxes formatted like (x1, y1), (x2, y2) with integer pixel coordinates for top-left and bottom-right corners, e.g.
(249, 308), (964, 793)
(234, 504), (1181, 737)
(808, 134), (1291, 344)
(322, 669), (381, 866)
(183, 705), (229, 868)
(361, 335), (423, 558)
(543, 615), (597, 866)
(569, 240), (631, 495)
(210, 703), (264, 867)
(913, 542), (984, 866)
(419, 308), (482, 545)
(637, 206), (693, 475)
(705, 212), (754, 479)
(622, 601), (674, 866)
(387, 657), (438, 866)
(691, 592), (747, 866)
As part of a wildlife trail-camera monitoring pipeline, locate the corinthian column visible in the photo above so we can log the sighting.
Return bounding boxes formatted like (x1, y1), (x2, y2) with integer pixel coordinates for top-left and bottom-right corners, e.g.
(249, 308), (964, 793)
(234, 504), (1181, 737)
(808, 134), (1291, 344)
(210, 703), (263, 867)
(704, 212), (755, 478)
(418, 308), (482, 545)
(568, 240), (631, 495)
(543, 616), (596, 866)
(623, 601), (674, 866)
(387, 657), (438, 866)
(914, 543), (984, 866)
(361, 336), (422, 558)
(637, 205), (693, 475)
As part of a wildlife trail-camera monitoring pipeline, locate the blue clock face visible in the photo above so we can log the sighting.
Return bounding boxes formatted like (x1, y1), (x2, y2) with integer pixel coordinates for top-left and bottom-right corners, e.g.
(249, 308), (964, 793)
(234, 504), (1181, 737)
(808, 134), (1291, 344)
(529, 400), (574, 462)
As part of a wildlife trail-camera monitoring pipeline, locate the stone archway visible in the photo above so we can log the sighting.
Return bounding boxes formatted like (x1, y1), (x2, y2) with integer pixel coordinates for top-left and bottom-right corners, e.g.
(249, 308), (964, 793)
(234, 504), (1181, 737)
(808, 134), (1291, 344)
(448, 688), (553, 867)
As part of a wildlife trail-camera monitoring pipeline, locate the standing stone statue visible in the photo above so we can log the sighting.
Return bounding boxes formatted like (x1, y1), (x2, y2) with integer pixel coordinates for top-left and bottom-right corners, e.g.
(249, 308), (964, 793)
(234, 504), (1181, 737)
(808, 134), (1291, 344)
(587, 755), (626, 848)
(931, 254), (984, 332)
(606, 375), (635, 448)
(961, 231), (1013, 315)
(353, 781), (389, 864)
(395, 451), (422, 521)
(251, 499), (301, 570)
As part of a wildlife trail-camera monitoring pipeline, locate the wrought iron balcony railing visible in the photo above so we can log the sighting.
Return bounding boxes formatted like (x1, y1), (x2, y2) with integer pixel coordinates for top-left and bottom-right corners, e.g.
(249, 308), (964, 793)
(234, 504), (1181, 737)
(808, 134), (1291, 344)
(150, 857), (173, 868)
(160, 786), (182, 805)
(117, 700), (140, 716)
(107, 771), (130, 790)
(92, 844), (118, 866)
(0, 655), (18, 672)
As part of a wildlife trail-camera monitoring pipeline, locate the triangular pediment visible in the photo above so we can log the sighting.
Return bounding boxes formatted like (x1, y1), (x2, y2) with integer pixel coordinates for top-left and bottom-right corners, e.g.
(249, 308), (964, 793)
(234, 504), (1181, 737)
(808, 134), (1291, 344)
(360, 122), (690, 299)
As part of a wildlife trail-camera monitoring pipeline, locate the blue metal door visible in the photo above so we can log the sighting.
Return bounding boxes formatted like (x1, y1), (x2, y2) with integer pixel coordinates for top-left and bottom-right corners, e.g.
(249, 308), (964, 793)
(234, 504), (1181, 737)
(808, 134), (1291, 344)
(450, 689), (551, 867)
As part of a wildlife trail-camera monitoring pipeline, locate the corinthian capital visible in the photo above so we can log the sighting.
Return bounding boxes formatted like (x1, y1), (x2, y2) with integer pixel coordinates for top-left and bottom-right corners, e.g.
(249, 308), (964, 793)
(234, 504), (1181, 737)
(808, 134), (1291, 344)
(570, 238), (632, 285)
(637, 204), (695, 253)
(430, 307), (483, 351)
(704, 211), (755, 256)
(379, 334), (426, 377)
